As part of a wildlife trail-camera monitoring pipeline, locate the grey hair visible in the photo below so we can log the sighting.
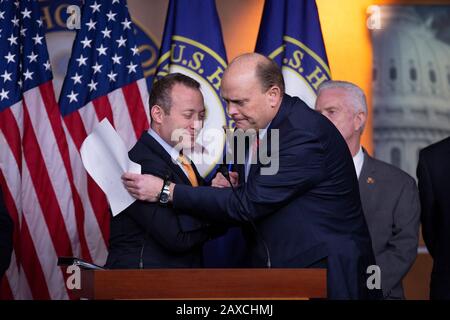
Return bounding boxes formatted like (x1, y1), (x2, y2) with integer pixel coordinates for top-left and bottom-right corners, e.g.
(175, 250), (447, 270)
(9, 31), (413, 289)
(317, 80), (368, 115)
(317, 80), (368, 134)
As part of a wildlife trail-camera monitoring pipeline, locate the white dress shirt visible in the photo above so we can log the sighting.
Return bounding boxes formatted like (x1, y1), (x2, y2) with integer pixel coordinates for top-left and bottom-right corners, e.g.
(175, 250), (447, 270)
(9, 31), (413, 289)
(148, 129), (189, 178)
(352, 146), (364, 179)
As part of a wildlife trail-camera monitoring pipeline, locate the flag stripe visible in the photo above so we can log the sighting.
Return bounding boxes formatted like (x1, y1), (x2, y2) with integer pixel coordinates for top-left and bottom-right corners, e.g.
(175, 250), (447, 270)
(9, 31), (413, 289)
(92, 95), (114, 125)
(38, 82), (92, 262)
(0, 107), (22, 171)
(0, 133), (24, 300)
(19, 217), (51, 300)
(86, 178), (110, 246)
(78, 102), (101, 136)
(22, 100), (73, 258)
(0, 132), (22, 230)
(63, 112), (89, 151)
(137, 78), (150, 122)
(122, 81), (149, 139)
(0, 171), (21, 300)
(0, 275), (13, 300)
(24, 88), (80, 257)
(21, 161), (69, 300)
(108, 89), (136, 149)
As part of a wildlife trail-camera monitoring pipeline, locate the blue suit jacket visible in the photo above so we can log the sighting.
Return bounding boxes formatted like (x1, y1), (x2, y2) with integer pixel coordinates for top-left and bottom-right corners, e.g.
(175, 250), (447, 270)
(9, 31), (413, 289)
(174, 94), (381, 299)
(105, 132), (224, 269)
(417, 136), (450, 299)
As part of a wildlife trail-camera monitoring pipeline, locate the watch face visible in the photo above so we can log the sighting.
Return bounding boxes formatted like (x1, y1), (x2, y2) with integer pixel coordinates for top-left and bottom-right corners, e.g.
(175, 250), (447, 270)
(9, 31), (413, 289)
(160, 193), (169, 203)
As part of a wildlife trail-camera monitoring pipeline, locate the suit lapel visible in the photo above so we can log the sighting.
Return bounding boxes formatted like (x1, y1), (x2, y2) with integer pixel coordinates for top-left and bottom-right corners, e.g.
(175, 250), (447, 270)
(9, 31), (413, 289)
(359, 149), (377, 205)
(139, 132), (193, 186)
(268, 94), (293, 131)
(247, 94), (293, 180)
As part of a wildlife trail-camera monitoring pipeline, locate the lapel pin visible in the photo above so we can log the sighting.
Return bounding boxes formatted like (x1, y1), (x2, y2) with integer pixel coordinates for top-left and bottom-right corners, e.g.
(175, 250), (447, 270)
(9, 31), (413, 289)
(367, 177), (375, 184)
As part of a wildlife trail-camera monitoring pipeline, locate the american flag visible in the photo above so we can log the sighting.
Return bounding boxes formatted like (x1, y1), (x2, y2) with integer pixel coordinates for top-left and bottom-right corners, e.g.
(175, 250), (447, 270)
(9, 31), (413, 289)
(0, 0), (81, 299)
(0, 0), (149, 299)
(58, 0), (149, 278)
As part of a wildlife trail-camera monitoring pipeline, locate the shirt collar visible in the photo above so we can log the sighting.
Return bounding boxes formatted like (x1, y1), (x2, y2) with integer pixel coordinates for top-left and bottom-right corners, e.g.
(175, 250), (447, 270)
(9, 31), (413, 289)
(258, 121), (271, 140)
(148, 128), (180, 164)
(353, 146), (364, 178)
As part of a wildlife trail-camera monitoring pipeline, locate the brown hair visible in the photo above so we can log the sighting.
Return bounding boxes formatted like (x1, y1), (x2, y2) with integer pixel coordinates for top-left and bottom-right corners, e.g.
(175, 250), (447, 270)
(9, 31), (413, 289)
(149, 73), (200, 115)
(255, 57), (285, 94)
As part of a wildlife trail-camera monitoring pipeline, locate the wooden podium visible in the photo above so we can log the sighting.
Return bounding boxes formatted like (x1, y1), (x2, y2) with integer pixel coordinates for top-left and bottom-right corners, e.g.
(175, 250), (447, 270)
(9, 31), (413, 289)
(77, 268), (326, 300)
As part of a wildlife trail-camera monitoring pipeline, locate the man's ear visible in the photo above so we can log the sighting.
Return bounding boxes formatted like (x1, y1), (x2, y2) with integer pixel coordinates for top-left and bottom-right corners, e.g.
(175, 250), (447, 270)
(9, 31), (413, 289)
(267, 85), (282, 108)
(150, 105), (164, 124)
(355, 111), (367, 133)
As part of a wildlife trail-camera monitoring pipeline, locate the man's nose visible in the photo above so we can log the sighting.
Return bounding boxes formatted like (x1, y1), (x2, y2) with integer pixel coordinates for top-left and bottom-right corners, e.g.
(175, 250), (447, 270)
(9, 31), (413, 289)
(192, 120), (202, 130)
(227, 103), (238, 117)
(189, 119), (201, 132)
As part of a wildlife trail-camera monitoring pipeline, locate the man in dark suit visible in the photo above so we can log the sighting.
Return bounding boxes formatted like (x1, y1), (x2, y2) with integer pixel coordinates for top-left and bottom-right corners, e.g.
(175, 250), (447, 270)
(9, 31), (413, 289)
(123, 53), (381, 299)
(417, 136), (450, 299)
(105, 73), (224, 269)
(316, 80), (420, 299)
(0, 185), (13, 280)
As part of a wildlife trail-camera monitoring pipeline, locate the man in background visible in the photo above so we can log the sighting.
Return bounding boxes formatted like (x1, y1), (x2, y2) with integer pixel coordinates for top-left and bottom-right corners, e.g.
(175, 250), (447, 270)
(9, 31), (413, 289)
(0, 185), (13, 280)
(417, 136), (450, 300)
(316, 80), (420, 299)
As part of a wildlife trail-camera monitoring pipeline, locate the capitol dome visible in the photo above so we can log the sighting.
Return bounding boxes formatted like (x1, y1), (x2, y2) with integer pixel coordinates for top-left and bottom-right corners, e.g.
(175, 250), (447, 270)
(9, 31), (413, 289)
(371, 6), (450, 178)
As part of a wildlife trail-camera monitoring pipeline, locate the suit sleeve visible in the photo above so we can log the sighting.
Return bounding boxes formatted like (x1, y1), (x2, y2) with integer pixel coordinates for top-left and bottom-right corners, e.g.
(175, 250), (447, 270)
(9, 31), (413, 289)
(0, 187), (14, 278)
(124, 161), (224, 253)
(173, 129), (326, 223)
(125, 201), (221, 253)
(376, 177), (420, 298)
(416, 151), (436, 257)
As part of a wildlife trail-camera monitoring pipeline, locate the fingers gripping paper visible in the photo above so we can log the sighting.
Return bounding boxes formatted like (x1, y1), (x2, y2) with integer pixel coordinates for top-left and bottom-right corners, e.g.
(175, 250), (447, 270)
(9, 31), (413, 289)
(80, 119), (141, 216)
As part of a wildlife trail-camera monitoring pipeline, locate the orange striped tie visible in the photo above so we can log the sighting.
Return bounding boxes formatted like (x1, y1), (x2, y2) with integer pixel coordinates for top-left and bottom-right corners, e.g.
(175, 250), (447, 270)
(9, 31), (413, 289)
(178, 154), (199, 187)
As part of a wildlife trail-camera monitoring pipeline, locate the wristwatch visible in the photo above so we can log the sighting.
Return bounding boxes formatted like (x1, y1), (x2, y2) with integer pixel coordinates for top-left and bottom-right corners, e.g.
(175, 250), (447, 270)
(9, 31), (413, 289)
(159, 179), (171, 205)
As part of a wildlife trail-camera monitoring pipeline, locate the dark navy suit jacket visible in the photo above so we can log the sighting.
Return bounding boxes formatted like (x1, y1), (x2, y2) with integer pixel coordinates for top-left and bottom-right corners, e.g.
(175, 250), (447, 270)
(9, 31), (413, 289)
(105, 132), (224, 269)
(417, 136), (450, 299)
(174, 94), (381, 299)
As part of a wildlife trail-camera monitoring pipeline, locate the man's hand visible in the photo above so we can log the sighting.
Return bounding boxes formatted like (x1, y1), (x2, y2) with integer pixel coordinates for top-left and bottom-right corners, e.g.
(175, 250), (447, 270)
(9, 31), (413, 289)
(122, 172), (164, 202)
(211, 171), (239, 188)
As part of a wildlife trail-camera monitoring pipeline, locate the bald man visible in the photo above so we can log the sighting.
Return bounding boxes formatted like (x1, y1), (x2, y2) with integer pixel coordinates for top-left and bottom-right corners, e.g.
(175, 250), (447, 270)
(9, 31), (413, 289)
(122, 53), (381, 299)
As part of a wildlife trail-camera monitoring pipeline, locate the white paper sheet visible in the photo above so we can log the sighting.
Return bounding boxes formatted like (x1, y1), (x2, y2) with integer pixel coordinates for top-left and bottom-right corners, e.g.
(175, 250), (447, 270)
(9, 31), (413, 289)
(80, 119), (141, 216)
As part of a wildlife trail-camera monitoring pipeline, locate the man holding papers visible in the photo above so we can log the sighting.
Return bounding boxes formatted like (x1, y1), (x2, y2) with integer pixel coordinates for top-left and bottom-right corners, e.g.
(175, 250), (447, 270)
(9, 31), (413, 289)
(105, 73), (224, 269)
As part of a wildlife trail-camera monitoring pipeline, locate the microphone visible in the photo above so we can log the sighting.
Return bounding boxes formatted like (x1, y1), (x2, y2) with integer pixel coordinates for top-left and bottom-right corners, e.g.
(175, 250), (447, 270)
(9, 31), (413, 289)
(218, 163), (272, 268)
